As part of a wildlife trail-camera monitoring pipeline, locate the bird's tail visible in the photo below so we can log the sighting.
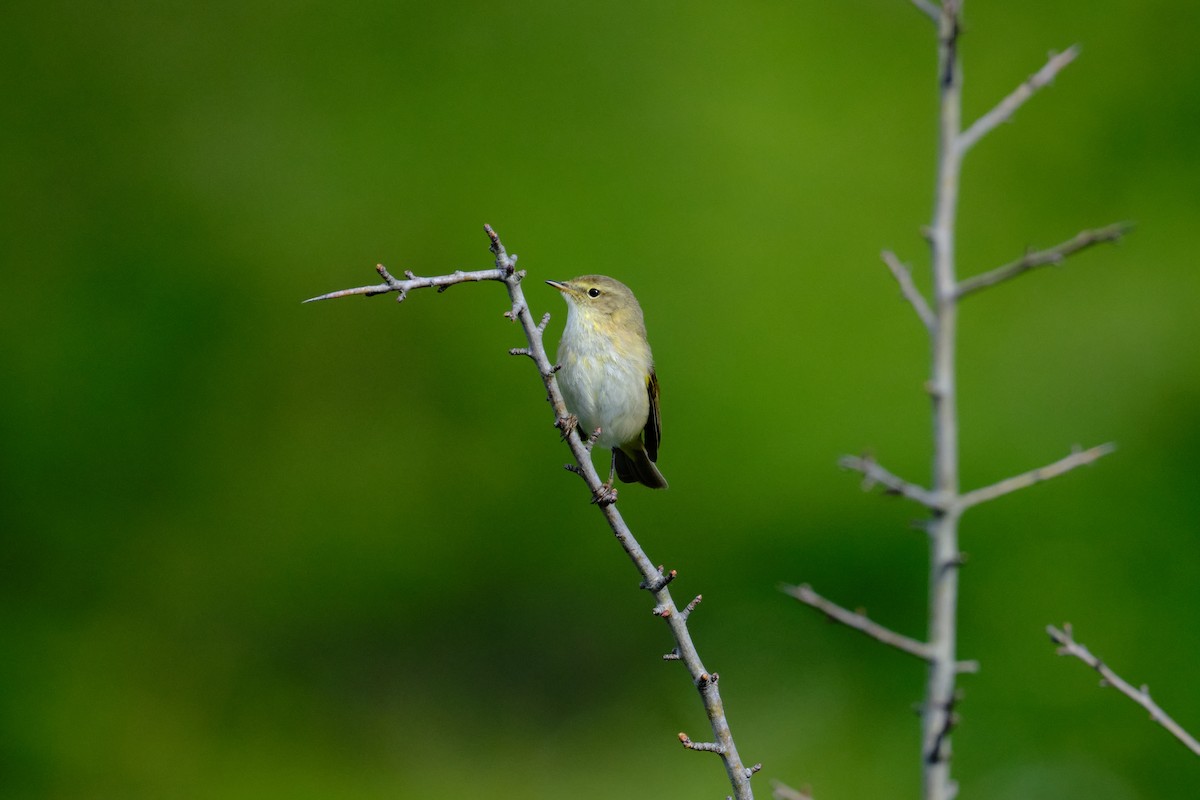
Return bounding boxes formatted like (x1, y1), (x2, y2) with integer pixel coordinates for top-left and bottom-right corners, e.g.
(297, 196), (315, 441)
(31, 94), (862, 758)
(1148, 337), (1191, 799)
(614, 446), (669, 489)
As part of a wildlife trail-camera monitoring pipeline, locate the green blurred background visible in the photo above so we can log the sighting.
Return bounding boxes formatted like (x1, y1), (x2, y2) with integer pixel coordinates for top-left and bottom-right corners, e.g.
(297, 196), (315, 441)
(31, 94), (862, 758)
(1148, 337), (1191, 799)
(3, 1), (1198, 797)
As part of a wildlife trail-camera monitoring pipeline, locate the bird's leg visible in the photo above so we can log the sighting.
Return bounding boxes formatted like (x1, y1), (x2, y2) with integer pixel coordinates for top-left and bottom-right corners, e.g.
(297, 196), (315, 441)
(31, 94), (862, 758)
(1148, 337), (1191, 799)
(591, 449), (619, 506)
(585, 427), (603, 452)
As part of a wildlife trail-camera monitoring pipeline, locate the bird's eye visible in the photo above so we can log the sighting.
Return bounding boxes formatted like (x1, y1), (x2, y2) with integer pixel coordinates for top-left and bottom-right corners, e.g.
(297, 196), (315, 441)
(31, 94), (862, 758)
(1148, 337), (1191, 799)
(587, 288), (601, 298)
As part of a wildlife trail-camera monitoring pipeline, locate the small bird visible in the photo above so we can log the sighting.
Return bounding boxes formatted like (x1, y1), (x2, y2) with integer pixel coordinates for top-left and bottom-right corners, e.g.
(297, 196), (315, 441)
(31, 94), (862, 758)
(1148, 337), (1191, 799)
(547, 275), (668, 500)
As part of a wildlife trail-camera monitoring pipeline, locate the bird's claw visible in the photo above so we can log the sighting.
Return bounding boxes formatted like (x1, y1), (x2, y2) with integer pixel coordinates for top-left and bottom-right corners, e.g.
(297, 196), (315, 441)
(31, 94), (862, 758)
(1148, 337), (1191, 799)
(591, 482), (618, 507)
(556, 414), (579, 441)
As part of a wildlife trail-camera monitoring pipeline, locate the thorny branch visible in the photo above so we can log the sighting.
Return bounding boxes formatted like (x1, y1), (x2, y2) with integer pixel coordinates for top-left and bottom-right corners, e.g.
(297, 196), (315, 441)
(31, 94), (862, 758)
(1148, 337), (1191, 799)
(1047, 625), (1200, 757)
(304, 265), (504, 303)
(307, 226), (757, 799)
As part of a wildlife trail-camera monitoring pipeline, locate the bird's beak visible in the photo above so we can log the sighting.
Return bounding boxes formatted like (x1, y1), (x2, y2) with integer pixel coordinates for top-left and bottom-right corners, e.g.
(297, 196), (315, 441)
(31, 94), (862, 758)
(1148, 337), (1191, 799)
(547, 280), (583, 303)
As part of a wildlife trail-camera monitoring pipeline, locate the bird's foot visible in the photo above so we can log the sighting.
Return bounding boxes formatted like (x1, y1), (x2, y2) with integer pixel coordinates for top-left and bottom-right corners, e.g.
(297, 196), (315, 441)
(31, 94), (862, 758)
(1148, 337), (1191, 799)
(591, 481), (618, 507)
(556, 414), (578, 441)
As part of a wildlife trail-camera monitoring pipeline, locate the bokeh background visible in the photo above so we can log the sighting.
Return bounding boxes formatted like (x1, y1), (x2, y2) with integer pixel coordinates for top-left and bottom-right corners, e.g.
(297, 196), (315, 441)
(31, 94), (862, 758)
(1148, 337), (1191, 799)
(3, 1), (1198, 797)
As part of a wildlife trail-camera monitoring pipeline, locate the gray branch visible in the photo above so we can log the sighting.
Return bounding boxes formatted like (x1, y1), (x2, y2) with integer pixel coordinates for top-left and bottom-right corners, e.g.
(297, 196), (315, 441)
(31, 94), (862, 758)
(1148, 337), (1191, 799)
(304, 265), (505, 303)
(845, 443), (1116, 517)
(957, 444), (1115, 511)
(881, 250), (935, 330)
(788, 583), (932, 661)
(306, 226), (757, 799)
(794, 4), (1124, 799)
(955, 223), (1132, 299)
(839, 454), (945, 510)
(1047, 624), (1200, 757)
(786, 584), (982, 671)
(958, 46), (1079, 154)
(771, 780), (815, 800)
(924, 3), (967, 786)
(909, 0), (941, 22)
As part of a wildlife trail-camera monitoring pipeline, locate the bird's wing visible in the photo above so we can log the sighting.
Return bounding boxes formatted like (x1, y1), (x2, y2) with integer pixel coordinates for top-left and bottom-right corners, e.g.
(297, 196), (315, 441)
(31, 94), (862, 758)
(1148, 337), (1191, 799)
(645, 369), (662, 462)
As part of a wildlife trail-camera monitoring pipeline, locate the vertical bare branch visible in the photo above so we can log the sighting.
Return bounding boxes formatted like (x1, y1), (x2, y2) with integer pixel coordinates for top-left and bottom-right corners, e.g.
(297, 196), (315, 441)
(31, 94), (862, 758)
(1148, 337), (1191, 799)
(920, 4), (966, 798)
(793, 4), (1122, 799)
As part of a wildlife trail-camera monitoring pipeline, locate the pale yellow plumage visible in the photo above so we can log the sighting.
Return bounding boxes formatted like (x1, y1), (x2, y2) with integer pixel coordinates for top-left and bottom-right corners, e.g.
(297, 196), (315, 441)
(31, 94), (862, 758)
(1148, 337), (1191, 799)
(547, 275), (667, 492)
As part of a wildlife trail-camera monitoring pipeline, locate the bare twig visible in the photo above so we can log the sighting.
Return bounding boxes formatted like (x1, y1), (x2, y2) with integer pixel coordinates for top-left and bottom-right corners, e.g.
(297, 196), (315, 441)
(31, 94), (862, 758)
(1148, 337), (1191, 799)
(881, 250), (935, 330)
(957, 443), (1115, 511)
(304, 265), (505, 303)
(771, 780), (815, 800)
(786, 584), (980, 672)
(955, 223), (1131, 299)
(678, 732), (725, 754)
(1047, 624), (1200, 757)
(308, 226), (757, 799)
(839, 454), (945, 510)
(909, 0), (941, 22)
(640, 566), (678, 593)
(958, 46), (1079, 153)
(785, 584), (932, 662)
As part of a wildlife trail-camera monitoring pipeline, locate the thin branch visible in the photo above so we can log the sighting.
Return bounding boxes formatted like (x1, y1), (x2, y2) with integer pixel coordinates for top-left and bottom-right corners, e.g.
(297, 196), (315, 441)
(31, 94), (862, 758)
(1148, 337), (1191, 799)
(771, 780), (815, 800)
(640, 566), (678, 593)
(303, 265), (506, 303)
(909, 0), (940, 22)
(678, 732), (725, 754)
(839, 454), (945, 510)
(786, 584), (980, 673)
(957, 443), (1115, 511)
(308, 226), (757, 799)
(785, 583), (933, 662)
(955, 223), (1131, 299)
(958, 46), (1080, 153)
(1047, 624), (1200, 757)
(882, 250), (935, 330)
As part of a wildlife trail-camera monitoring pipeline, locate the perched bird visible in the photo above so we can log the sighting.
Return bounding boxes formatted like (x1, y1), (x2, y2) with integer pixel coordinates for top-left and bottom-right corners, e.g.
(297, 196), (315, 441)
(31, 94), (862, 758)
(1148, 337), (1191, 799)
(547, 275), (667, 499)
